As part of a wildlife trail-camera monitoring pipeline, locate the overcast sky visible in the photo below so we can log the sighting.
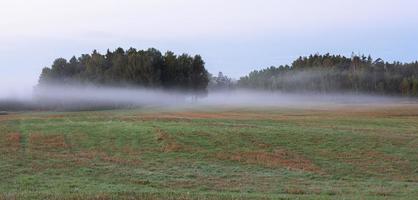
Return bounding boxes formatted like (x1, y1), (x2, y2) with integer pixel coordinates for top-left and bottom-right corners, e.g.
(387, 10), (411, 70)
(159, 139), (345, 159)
(1, 0), (418, 96)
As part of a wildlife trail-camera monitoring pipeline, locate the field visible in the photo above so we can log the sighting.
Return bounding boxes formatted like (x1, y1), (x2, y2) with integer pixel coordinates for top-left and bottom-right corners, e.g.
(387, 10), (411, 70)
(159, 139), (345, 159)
(1, 103), (418, 199)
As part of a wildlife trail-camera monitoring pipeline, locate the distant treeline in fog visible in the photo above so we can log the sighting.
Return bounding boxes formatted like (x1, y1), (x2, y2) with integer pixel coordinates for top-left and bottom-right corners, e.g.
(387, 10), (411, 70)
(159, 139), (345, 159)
(39, 48), (209, 92)
(238, 54), (418, 96)
(38, 49), (418, 96)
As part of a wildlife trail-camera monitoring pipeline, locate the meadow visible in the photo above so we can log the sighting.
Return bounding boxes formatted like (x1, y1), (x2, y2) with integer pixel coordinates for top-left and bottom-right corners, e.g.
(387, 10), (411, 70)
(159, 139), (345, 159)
(1, 103), (418, 199)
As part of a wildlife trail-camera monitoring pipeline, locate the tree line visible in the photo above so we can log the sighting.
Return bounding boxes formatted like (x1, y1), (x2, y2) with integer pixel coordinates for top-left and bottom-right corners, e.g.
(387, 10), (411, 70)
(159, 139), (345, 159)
(238, 54), (418, 96)
(39, 50), (418, 96)
(39, 48), (209, 93)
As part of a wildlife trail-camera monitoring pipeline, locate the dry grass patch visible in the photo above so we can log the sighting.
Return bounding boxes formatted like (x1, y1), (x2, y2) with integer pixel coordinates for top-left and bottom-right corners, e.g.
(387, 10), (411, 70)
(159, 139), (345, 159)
(369, 185), (394, 196)
(155, 127), (185, 153)
(283, 187), (307, 195)
(217, 149), (321, 173)
(0, 132), (22, 153)
(30, 149), (142, 169)
(7, 132), (21, 148)
(24, 133), (141, 167)
(336, 150), (413, 180)
(28, 133), (69, 151)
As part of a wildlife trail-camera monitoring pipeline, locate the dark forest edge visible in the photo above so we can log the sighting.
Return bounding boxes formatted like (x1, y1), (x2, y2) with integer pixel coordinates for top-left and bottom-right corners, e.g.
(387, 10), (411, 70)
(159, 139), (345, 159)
(38, 47), (209, 93)
(237, 53), (418, 96)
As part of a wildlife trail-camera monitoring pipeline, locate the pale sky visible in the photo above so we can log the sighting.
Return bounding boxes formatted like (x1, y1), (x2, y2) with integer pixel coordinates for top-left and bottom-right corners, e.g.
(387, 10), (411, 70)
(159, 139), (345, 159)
(1, 0), (418, 96)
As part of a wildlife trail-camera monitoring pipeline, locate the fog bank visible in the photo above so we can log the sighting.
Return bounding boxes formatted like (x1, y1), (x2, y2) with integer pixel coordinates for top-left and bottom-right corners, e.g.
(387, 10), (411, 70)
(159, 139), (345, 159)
(0, 85), (415, 111)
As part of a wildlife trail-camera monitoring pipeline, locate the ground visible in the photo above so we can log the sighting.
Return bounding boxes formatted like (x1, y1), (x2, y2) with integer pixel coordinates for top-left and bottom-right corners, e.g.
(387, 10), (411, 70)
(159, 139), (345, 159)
(1, 104), (418, 199)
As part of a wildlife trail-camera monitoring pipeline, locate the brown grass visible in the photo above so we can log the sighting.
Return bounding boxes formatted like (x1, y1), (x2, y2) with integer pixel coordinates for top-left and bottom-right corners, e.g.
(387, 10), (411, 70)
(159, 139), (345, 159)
(116, 104), (418, 126)
(155, 127), (184, 152)
(335, 150), (413, 180)
(23, 133), (141, 168)
(311, 104), (418, 120)
(283, 187), (306, 195)
(7, 132), (21, 147)
(29, 149), (142, 170)
(217, 149), (321, 173)
(28, 133), (69, 151)
(370, 186), (393, 196)
(0, 113), (68, 123)
(123, 111), (292, 122)
(0, 132), (22, 153)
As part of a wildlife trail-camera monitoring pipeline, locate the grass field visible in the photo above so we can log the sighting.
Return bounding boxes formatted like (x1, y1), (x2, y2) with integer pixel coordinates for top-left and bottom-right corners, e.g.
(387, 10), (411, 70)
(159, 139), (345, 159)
(1, 104), (418, 199)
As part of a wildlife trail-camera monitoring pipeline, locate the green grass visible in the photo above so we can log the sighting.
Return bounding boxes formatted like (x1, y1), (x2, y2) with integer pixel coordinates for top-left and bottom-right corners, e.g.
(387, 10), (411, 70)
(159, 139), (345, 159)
(1, 105), (418, 199)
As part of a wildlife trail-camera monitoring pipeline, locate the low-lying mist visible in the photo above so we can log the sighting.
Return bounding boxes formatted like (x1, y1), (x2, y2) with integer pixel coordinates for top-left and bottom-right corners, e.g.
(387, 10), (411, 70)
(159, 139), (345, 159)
(0, 85), (415, 111)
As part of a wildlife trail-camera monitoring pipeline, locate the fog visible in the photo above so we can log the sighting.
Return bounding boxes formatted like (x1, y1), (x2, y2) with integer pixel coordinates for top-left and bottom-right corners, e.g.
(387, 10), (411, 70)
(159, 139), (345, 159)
(199, 90), (409, 107)
(0, 85), (415, 112)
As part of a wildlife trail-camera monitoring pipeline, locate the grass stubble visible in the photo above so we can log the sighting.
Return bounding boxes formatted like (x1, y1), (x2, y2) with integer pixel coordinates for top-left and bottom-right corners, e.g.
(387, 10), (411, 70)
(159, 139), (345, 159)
(0, 103), (417, 199)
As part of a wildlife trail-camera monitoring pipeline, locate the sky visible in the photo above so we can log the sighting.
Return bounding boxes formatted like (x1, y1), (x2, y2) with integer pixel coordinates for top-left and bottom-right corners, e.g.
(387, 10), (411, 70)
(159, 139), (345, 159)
(1, 0), (418, 96)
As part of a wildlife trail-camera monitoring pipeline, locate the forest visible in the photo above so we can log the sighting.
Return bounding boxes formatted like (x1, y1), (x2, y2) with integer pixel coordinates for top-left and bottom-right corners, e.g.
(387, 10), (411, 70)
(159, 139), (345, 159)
(38, 48), (209, 93)
(238, 54), (418, 96)
(39, 49), (418, 96)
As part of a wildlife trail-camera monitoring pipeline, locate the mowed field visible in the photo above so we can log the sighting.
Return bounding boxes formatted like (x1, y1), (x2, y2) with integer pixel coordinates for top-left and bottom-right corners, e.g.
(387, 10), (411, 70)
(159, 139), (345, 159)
(1, 104), (418, 199)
